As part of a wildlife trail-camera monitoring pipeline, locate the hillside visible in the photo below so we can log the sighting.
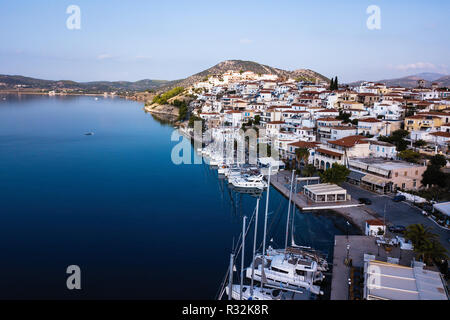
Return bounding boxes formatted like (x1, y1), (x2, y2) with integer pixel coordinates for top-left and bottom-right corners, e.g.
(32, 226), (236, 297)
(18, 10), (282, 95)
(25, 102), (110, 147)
(0, 75), (168, 92)
(348, 73), (449, 88)
(0, 60), (329, 93)
(160, 60), (330, 90)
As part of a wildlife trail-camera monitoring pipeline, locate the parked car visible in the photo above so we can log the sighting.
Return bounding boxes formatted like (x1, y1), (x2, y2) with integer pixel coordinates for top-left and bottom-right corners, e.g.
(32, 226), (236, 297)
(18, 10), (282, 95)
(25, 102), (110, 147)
(389, 225), (407, 234)
(393, 195), (406, 202)
(358, 197), (372, 205)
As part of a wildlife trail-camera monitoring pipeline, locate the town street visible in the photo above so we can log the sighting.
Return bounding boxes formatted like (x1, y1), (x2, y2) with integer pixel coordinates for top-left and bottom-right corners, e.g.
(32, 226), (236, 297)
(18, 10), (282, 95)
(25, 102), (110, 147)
(342, 182), (450, 255)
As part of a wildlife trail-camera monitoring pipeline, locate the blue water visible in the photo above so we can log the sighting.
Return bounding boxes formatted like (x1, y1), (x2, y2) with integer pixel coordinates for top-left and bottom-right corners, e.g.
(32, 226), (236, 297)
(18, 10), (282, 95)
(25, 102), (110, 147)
(0, 94), (359, 299)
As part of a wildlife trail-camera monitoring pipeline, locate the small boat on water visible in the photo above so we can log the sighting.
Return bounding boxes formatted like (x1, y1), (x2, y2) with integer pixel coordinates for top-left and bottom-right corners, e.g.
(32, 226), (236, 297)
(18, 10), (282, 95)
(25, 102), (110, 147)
(84, 132), (95, 136)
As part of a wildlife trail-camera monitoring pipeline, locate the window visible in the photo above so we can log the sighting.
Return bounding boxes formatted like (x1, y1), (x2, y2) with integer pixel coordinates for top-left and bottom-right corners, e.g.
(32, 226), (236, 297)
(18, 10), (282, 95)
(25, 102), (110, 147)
(404, 172), (407, 176)
(395, 172), (398, 177)
(295, 270), (306, 277)
(415, 170), (418, 175)
(272, 267), (289, 274)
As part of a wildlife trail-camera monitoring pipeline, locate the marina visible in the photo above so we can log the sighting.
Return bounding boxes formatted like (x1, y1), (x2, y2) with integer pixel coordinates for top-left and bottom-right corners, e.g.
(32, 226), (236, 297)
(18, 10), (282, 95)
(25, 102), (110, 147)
(0, 94), (360, 299)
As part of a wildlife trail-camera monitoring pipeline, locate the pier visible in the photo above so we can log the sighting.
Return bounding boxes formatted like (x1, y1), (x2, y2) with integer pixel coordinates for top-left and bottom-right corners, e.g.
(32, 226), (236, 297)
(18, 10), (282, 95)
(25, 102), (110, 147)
(269, 170), (381, 232)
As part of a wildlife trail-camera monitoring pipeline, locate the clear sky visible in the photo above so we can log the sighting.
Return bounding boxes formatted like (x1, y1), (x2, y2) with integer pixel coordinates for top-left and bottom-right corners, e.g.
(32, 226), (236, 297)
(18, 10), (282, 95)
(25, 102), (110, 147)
(0, 0), (449, 83)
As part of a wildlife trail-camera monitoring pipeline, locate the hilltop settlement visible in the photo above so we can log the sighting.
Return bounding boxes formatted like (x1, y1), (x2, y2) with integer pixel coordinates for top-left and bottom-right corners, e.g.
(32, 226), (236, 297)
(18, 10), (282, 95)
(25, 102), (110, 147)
(147, 68), (450, 197)
(144, 68), (450, 301)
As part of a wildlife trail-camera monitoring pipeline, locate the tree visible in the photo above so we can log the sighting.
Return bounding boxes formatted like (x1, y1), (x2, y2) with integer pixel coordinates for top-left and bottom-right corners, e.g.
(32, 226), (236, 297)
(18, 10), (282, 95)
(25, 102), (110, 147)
(430, 154), (447, 168)
(422, 164), (447, 188)
(413, 139), (427, 148)
(378, 129), (409, 152)
(302, 164), (316, 177)
(295, 147), (310, 169)
(334, 76), (339, 90)
(319, 163), (350, 185)
(404, 224), (447, 264)
(254, 115), (261, 125)
(337, 111), (351, 123)
(399, 149), (421, 163)
(329, 78), (335, 91)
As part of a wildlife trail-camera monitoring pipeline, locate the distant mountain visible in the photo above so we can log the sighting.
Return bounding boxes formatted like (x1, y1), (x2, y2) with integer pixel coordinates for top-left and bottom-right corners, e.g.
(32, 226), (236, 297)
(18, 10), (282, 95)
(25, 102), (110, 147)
(0, 60), (330, 93)
(348, 72), (449, 88)
(161, 60), (330, 90)
(434, 75), (450, 87)
(413, 72), (446, 82)
(0, 75), (168, 92)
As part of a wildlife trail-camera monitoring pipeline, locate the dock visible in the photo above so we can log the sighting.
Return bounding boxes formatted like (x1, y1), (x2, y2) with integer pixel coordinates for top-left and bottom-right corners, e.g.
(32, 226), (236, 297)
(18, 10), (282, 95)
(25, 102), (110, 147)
(330, 235), (414, 300)
(270, 171), (381, 232)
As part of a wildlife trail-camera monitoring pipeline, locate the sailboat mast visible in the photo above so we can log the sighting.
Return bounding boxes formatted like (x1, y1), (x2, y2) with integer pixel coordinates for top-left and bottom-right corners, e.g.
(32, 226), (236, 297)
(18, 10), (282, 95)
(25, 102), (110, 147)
(291, 174), (298, 247)
(228, 253), (234, 300)
(284, 170), (295, 254)
(262, 166), (272, 258)
(240, 215), (247, 300)
(250, 198), (260, 296)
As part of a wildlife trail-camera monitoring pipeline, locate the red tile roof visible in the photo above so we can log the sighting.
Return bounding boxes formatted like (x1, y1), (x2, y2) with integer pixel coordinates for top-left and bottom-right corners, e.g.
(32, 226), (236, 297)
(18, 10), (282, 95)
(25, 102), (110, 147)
(316, 148), (344, 157)
(328, 135), (369, 148)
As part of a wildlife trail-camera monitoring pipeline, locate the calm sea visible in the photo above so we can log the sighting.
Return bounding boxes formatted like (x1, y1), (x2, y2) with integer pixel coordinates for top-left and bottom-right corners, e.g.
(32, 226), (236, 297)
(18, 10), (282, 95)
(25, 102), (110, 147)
(0, 94), (359, 299)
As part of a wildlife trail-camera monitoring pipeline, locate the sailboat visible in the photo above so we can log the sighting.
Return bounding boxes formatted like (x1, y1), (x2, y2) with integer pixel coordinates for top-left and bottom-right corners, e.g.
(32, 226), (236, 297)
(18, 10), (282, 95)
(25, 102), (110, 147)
(226, 285), (282, 301)
(245, 169), (325, 296)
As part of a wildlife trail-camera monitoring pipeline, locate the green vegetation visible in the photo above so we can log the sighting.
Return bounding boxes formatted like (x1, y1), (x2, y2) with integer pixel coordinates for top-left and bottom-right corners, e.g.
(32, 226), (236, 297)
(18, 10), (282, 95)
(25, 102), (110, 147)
(404, 224), (448, 264)
(378, 129), (409, 152)
(413, 139), (427, 148)
(302, 164), (317, 177)
(429, 154), (447, 168)
(176, 102), (188, 121)
(254, 115), (261, 125)
(319, 163), (350, 185)
(152, 87), (184, 105)
(188, 115), (205, 131)
(336, 111), (351, 124)
(422, 154), (449, 189)
(398, 149), (421, 163)
(329, 76), (339, 90)
(294, 148), (310, 169)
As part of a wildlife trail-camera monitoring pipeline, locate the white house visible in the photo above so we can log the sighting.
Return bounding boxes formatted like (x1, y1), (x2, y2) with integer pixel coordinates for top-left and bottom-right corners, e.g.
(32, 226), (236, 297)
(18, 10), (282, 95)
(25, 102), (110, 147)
(365, 220), (386, 237)
(224, 110), (243, 127)
(369, 140), (397, 158)
(357, 118), (384, 136)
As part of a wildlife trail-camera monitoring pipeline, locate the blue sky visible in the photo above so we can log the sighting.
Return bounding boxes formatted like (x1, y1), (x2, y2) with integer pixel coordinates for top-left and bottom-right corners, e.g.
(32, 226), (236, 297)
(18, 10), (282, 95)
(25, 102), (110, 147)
(0, 0), (449, 82)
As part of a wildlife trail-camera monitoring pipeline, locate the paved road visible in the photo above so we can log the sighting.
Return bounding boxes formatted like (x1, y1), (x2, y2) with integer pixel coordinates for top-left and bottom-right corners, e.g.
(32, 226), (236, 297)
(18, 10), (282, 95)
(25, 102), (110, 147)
(342, 182), (450, 255)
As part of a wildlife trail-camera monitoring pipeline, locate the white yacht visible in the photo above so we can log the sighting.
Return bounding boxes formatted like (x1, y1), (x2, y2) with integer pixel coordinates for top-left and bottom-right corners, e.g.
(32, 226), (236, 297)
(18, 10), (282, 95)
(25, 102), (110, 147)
(246, 253), (324, 296)
(225, 285), (282, 301)
(230, 176), (267, 190)
(267, 247), (329, 272)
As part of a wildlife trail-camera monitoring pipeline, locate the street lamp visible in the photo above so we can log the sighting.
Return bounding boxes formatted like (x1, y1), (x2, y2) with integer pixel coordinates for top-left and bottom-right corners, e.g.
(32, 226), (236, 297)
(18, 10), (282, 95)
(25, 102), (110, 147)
(346, 244), (350, 262)
(346, 221), (350, 240)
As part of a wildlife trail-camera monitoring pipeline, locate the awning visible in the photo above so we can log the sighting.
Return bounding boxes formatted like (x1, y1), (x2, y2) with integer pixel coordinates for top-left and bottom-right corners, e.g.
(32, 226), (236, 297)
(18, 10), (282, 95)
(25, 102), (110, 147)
(348, 170), (365, 182)
(361, 174), (390, 187)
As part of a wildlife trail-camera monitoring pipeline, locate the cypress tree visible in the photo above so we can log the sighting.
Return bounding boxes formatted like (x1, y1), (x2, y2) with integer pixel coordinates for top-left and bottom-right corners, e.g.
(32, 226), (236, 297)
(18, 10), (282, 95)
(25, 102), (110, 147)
(334, 76), (339, 90)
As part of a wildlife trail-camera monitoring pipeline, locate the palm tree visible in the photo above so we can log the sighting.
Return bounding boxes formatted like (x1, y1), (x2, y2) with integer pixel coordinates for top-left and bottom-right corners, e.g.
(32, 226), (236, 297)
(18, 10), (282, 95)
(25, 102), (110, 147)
(295, 147), (310, 170)
(424, 240), (448, 264)
(404, 224), (443, 263)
